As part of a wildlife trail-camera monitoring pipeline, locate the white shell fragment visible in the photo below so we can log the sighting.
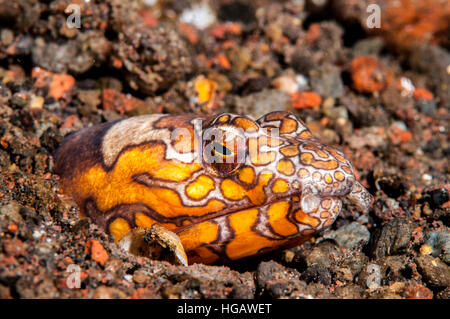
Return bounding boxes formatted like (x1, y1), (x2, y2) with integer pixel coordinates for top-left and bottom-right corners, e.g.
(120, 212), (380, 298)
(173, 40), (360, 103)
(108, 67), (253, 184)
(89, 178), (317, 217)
(118, 224), (188, 266)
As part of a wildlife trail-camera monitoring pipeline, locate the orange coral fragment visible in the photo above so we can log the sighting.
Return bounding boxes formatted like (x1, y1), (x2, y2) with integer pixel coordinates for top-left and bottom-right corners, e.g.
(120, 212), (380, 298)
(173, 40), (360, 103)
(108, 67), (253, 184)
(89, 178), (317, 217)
(390, 127), (413, 144)
(216, 54), (231, 69)
(86, 240), (109, 266)
(50, 75), (75, 100)
(137, 9), (158, 27)
(102, 88), (145, 114)
(291, 91), (322, 109)
(178, 23), (199, 44)
(369, 0), (450, 51)
(194, 76), (217, 105)
(413, 88), (433, 100)
(209, 22), (242, 39)
(350, 56), (392, 93)
(32, 67), (75, 100)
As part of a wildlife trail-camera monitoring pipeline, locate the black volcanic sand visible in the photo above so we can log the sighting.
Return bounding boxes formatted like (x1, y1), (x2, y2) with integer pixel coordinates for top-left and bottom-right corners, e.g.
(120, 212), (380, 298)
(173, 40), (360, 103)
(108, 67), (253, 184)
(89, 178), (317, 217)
(0, 0), (448, 299)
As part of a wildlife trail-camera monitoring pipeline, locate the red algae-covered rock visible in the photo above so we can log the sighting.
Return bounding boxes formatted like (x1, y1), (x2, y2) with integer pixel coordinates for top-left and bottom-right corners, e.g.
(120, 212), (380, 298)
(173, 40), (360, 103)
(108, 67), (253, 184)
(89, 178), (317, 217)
(32, 67), (75, 100)
(370, 0), (450, 51)
(350, 56), (392, 93)
(208, 22), (242, 39)
(413, 88), (434, 101)
(101, 88), (146, 114)
(403, 283), (433, 299)
(291, 91), (322, 109)
(3, 238), (26, 257)
(389, 125), (413, 145)
(178, 23), (199, 44)
(0, 0), (448, 301)
(86, 240), (109, 266)
(333, 0), (450, 51)
(113, 25), (195, 93)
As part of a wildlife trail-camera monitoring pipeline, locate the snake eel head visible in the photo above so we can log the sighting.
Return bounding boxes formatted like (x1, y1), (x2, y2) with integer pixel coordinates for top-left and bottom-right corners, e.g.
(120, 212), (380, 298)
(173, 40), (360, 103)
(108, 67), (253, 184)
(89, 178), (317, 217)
(203, 111), (373, 218)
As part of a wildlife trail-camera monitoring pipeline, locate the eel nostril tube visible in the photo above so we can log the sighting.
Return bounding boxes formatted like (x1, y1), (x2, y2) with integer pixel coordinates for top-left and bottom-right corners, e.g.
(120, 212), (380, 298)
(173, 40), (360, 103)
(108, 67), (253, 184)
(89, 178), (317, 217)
(348, 181), (374, 213)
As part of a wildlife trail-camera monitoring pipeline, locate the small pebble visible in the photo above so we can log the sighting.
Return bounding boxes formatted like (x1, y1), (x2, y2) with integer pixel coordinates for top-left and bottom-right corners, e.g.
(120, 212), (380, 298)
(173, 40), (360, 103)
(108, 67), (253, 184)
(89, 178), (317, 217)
(369, 218), (412, 259)
(234, 89), (291, 120)
(87, 240), (109, 266)
(92, 286), (127, 299)
(323, 222), (370, 250)
(30, 95), (44, 110)
(415, 255), (450, 288)
(420, 244), (433, 255)
(272, 73), (298, 95)
(1, 29), (14, 46)
(0, 202), (23, 223)
(423, 230), (450, 263)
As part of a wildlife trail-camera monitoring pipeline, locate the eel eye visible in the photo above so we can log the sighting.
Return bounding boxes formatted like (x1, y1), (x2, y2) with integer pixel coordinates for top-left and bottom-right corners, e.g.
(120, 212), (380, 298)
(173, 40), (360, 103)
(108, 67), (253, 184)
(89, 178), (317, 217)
(211, 141), (233, 156)
(202, 127), (246, 177)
